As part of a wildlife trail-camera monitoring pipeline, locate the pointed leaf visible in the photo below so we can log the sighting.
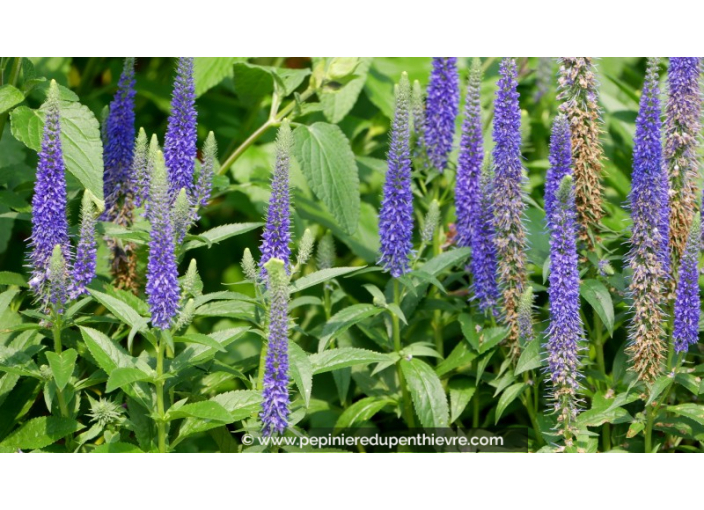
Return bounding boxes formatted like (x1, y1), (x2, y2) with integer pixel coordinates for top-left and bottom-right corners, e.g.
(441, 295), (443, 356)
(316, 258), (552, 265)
(400, 357), (449, 428)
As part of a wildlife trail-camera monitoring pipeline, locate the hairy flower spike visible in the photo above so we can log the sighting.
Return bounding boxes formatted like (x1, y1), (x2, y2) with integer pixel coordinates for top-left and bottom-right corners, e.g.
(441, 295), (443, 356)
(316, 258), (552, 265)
(164, 57), (197, 198)
(424, 57), (459, 172)
(316, 232), (336, 270)
(456, 58), (484, 249)
(673, 217), (701, 353)
(146, 150), (180, 330)
(411, 79), (426, 161)
(471, 163), (500, 312)
(557, 58), (605, 246)
(665, 58), (702, 263)
(545, 114), (573, 229)
(172, 187), (191, 243)
(29, 80), (70, 306)
(517, 286), (534, 345)
(181, 258), (203, 298)
(492, 58), (528, 353)
(259, 121), (293, 272)
(102, 57), (136, 221)
(545, 175), (583, 438)
(68, 191), (98, 299)
(296, 228), (315, 269)
(379, 73), (414, 277)
(47, 245), (69, 313)
(194, 131), (217, 214)
(260, 258), (291, 436)
(142, 134), (160, 218)
(626, 59), (668, 382)
(132, 128), (149, 207)
(421, 199), (441, 245)
(241, 248), (258, 281)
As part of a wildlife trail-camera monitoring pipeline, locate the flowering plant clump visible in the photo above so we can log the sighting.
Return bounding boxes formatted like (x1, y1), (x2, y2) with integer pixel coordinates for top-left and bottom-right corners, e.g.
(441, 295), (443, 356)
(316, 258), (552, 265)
(0, 57), (703, 454)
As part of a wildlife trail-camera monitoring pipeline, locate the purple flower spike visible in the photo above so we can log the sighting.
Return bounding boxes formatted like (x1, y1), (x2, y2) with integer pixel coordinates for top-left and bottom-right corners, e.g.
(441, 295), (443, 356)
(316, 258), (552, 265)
(544, 114), (572, 229)
(545, 175), (583, 437)
(260, 258), (290, 436)
(379, 73), (414, 278)
(424, 57), (459, 172)
(626, 58), (668, 382)
(102, 57), (136, 221)
(28, 80), (71, 306)
(146, 150), (180, 330)
(472, 164), (499, 312)
(164, 57), (197, 199)
(68, 192), (98, 299)
(492, 58), (528, 353)
(673, 217), (701, 353)
(259, 121), (293, 272)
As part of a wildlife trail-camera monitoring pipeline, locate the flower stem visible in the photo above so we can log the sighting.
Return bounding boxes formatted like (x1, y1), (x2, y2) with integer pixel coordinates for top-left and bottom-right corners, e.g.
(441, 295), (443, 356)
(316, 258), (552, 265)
(645, 403), (654, 453)
(155, 333), (167, 453)
(393, 279), (415, 427)
(51, 319), (69, 419)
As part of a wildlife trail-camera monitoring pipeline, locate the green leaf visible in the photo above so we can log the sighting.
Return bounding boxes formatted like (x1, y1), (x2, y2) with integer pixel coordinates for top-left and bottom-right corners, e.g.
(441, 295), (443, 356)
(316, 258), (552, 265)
(580, 279), (615, 336)
(175, 390), (261, 442)
(232, 62), (309, 102)
(0, 271), (28, 287)
(458, 313), (479, 350)
(93, 442), (143, 453)
(0, 288), (19, 317)
(183, 222), (262, 251)
(448, 377), (476, 423)
(289, 342), (313, 408)
(495, 383), (526, 424)
(10, 100), (104, 202)
(400, 357), (449, 428)
(292, 123), (360, 235)
(171, 327), (250, 370)
(193, 57), (246, 97)
(79, 326), (133, 375)
(0, 85), (24, 115)
(174, 333), (227, 353)
(318, 304), (382, 352)
(515, 339), (543, 375)
(106, 367), (152, 392)
(667, 404), (704, 426)
(335, 396), (394, 429)
(577, 391), (633, 427)
(309, 348), (392, 375)
(45, 349), (77, 391)
(435, 340), (478, 377)
(320, 58), (372, 123)
(0, 416), (82, 450)
(289, 266), (362, 293)
(168, 401), (233, 422)
(88, 289), (147, 330)
(418, 247), (472, 276)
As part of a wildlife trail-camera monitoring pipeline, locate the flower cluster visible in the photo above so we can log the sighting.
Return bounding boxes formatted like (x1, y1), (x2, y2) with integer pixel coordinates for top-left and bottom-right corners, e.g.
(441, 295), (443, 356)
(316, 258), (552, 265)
(673, 217), (701, 353)
(424, 57), (459, 173)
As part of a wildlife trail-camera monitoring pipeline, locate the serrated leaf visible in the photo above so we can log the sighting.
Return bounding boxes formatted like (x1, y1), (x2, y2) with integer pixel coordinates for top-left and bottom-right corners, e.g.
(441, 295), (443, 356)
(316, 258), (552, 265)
(0, 416), (82, 450)
(79, 326), (133, 375)
(580, 279), (614, 336)
(335, 396), (394, 429)
(515, 339), (543, 375)
(292, 123), (360, 234)
(289, 342), (313, 408)
(194, 57), (247, 97)
(0, 84), (24, 115)
(435, 340), (477, 377)
(106, 367), (152, 392)
(495, 383), (526, 424)
(0, 288), (19, 317)
(667, 404), (704, 426)
(320, 58), (372, 123)
(176, 390), (261, 442)
(448, 377), (476, 423)
(289, 266), (362, 294)
(309, 348), (392, 375)
(400, 357), (449, 428)
(418, 248), (472, 276)
(10, 101), (104, 202)
(318, 304), (382, 352)
(88, 289), (148, 331)
(183, 222), (262, 250)
(174, 333), (227, 353)
(45, 349), (77, 391)
(168, 401), (233, 422)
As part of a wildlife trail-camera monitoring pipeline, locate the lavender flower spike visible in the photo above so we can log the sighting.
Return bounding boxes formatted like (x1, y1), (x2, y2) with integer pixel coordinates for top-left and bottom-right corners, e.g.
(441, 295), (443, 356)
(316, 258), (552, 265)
(626, 59), (667, 382)
(544, 114), (572, 229)
(673, 216), (701, 353)
(131, 128), (148, 207)
(424, 57), (459, 173)
(259, 121), (293, 271)
(68, 191), (98, 299)
(102, 57), (136, 220)
(379, 72), (414, 278)
(666, 58), (701, 262)
(194, 131), (217, 209)
(472, 163), (499, 312)
(260, 257), (291, 436)
(146, 150), (180, 330)
(164, 57), (197, 198)
(545, 175), (583, 437)
(492, 58), (528, 353)
(28, 80), (70, 306)
(456, 58), (484, 249)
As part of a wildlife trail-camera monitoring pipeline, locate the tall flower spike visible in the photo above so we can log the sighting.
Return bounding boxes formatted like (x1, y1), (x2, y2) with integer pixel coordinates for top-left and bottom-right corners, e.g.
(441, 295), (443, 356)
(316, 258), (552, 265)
(316, 231), (336, 270)
(259, 121), (293, 271)
(424, 57), (459, 172)
(666, 58), (702, 262)
(557, 58), (605, 246)
(626, 59), (667, 382)
(146, 150), (180, 330)
(172, 188), (191, 243)
(421, 199), (441, 246)
(544, 114), (573, 229)
(471, 163), (500, 313)
(47, 245), (69, 313)
(545, 175), (583, 438)
(411, 79), (426, 160)
(164, 57), (197, 198)
(68, 191), (98, 299)
(29, 80), (70, 306)
(379, 72), (414, 278)
(143, 134), (160, 219)
(673, 216), (701, 353)
(194, 131), (217, 210)
(131, 128), (148, 207)
(492, 58), (528, 353)
(455, 58), (484, 249)
(260, 257), (291, 436)
(102, 57), (136, 221)
(517, 286), (534, 346)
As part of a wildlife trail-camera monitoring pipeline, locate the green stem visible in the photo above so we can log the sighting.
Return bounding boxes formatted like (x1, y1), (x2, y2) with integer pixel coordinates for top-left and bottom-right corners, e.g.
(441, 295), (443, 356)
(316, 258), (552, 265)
(0, 57), (22, 137)
(156, 335), (167, 453)
(219, 88), (316, 175)
(593, 314), (611, 451)
(52, 320), (69, 418)
(645, 404), (654, 453)
(521, 373), (544, 447)
(393, 279), (415, 427)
